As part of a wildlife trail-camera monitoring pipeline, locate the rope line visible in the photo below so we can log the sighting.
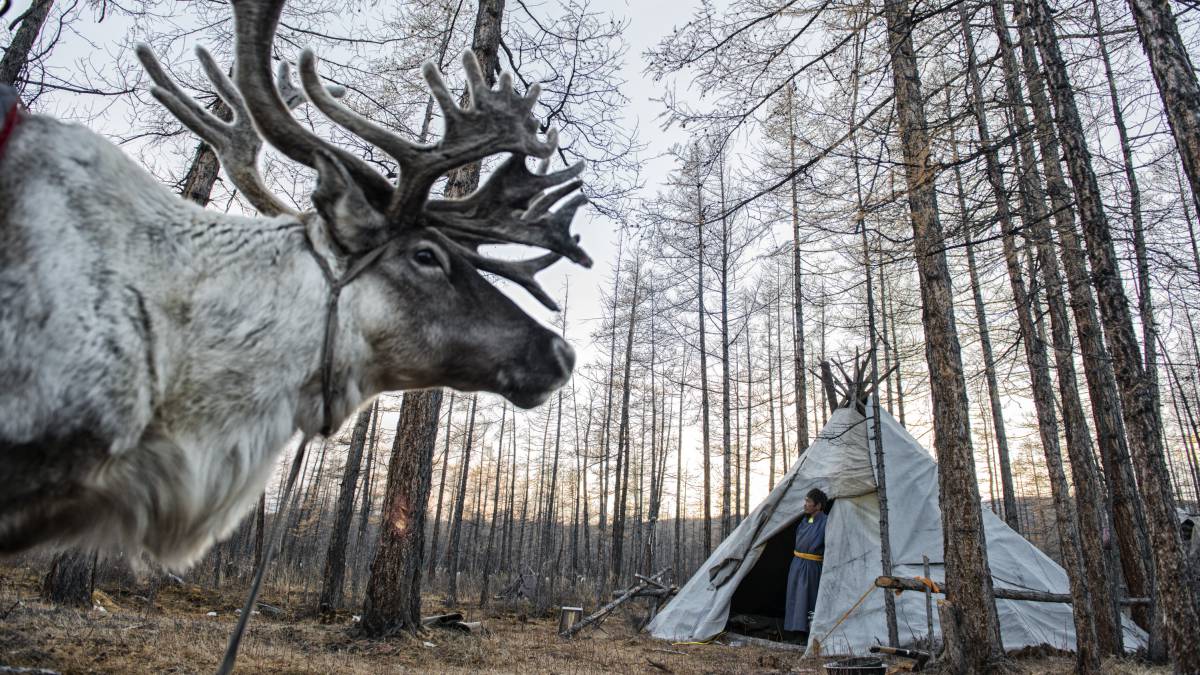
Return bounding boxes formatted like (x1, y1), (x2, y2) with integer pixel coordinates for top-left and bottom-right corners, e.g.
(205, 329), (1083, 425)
(216, 435), (312, 675)
(817, 584), (876, 647)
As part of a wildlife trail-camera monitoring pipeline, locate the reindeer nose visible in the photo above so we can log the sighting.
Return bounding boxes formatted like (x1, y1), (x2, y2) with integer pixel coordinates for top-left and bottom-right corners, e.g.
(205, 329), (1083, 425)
(549, 336), (575, 378)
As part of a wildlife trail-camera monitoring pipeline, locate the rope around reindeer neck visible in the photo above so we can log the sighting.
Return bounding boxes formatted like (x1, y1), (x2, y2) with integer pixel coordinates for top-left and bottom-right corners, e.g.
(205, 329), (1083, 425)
(216, 232), (388, 674)
(300, 232), (390, 436)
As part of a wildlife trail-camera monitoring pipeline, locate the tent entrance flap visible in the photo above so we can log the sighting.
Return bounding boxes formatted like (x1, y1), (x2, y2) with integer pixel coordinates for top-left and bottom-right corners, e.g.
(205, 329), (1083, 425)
(729, 518), (798, 619)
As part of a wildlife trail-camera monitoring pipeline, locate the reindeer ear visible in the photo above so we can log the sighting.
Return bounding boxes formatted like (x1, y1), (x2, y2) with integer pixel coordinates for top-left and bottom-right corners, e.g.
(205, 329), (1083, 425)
(311, 150), (387, 252)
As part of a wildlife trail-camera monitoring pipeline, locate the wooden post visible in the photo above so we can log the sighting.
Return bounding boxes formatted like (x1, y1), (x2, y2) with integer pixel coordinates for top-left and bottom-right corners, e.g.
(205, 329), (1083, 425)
(923, 555), (933, 649)
(558, 606), (583, 634)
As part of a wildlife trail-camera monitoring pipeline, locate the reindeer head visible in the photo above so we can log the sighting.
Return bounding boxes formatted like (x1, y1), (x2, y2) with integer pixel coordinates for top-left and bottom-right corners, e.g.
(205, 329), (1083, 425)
(137, 0), (591, 409)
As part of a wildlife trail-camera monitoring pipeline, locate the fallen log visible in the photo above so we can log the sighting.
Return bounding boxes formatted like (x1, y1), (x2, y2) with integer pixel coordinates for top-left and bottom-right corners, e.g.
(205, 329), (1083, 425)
(421, 612), (465, 626)
(561, 569), (670, 638)
(874, 576), (1150, 606)
(610, 587), (676, 599)
(635, 573), (668, 589)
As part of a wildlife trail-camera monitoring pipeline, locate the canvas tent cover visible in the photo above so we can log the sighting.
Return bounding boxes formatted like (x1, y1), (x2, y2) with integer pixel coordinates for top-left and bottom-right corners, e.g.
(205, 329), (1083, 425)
(647, 403), (1147, 656)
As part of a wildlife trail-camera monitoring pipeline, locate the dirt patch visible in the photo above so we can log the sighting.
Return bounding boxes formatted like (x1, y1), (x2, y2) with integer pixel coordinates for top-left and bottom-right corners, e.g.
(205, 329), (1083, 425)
(0, 564), (1166, 674)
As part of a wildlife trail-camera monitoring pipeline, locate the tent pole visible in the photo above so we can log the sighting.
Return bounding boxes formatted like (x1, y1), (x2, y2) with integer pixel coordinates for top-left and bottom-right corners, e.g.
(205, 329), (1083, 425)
(819, 361), (838, 414)
(924, 555), (934, 649)
(858, 187), (899, 647)
(868, 351), (899, 647)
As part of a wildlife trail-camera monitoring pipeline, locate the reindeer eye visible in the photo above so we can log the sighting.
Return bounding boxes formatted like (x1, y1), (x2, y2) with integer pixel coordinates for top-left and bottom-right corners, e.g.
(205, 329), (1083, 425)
(413, 248), (440, 268)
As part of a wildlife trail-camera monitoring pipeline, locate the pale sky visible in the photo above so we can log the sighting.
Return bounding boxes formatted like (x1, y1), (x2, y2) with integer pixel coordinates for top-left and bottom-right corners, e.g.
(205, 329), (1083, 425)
(3, 0), (994, 512)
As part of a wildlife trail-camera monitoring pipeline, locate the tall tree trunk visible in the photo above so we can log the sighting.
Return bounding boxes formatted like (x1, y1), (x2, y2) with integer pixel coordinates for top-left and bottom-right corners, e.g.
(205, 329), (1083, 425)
(571, 390), (589, 583)
(674, 369), (685, 577)
(349, 400), (380, 603)
(787, 82), (810, 451)
(767, 307), (777, 491)
(253, 493), (266, 572)
(719, 154), (733, 539)
(951, 138), (1019, 534)
(745, 326), (753, 515)
(503, 417), (519, 572)
(644, 303), (662, 571)
(611, 263), (640, 583)
(774, 296), (788, 470)
(406, 0), (501, 599)
(888, 291), (905, 426)
(361, 390), (443, 637)
(1001, 0), (1153, 630)
(1091, 3), (1170, 594)
(538, 390), (564, 602)
(597, 243), (623, 591)
(1094, 14), (1166, 634)
(1097, 0), (1155, 385)
(479, 405), (508, 607)
(877, 241), (893, 414)
(318, 406), (372, 614)
(993, 24), (1122, 655)
(958, 13), (1101, 668)
(849, 27), (897, 642)
(427, 393), (455, 581)
(694, 155), (713, 556)
(517, 433), (531, 574)
(41, 550), (93, 607)
(0, 0), (54, 90)
(1126, 0), (1200, 234)
(1022, 1), (1200, 666)
(880, 0), (1001, 667)
(445, 394), (478, 606)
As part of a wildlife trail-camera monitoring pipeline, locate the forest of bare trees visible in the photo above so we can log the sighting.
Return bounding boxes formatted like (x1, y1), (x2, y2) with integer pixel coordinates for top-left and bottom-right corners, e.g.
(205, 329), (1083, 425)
(5, 0), (1200, 672)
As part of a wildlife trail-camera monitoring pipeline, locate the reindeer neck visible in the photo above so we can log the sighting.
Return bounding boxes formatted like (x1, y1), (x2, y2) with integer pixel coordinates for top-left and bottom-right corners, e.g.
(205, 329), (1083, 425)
(292, 213), (385, 435)
(3, 115), (376, 439)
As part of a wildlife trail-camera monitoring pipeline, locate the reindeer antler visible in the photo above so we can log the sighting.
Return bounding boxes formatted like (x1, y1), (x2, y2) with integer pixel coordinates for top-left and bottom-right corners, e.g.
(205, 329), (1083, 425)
(228, 0), (395, 207)
(142, 0), (590, 310)
(135, 44), (347, 216)
(298, 51), (557, 223)
(297, 48), (590, 307)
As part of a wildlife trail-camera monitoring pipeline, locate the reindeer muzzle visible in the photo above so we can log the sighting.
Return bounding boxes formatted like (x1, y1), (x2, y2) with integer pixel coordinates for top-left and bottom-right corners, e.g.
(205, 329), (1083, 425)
(503, 334), (574, 409)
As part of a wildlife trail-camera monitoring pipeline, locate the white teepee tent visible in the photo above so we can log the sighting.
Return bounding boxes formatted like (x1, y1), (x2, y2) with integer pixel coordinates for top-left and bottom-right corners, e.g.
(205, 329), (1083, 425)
(646, 401), (1147, 656)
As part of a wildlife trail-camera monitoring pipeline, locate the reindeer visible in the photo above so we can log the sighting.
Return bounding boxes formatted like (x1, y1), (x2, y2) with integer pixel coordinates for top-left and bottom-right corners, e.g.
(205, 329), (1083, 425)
(0, 0), (591, 570)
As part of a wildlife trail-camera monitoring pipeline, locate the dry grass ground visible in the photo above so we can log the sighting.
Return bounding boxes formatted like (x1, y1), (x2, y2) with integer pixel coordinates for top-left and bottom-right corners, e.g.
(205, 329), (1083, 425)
(0, 564), (1166, 674)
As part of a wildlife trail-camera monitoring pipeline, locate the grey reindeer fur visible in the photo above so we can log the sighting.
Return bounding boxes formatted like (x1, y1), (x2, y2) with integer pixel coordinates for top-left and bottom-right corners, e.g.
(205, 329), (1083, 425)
(0, 8), (587, 569)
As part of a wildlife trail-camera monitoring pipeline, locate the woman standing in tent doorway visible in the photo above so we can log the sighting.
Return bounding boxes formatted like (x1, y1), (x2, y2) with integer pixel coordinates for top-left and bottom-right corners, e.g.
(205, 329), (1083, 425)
(784, 488), (828, 642)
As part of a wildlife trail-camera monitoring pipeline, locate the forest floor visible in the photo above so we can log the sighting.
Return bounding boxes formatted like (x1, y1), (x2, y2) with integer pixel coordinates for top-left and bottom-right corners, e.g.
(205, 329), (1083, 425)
(0, 563), (1168, 674)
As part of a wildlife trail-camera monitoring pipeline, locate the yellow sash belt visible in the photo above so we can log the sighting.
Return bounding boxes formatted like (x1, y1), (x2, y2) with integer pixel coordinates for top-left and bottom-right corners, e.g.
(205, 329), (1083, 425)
(794, 551), (823, 562)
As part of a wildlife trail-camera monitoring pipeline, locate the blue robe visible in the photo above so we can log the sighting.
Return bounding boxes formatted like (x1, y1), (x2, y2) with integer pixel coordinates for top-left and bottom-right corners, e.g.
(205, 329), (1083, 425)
(783, 510), (827, 632)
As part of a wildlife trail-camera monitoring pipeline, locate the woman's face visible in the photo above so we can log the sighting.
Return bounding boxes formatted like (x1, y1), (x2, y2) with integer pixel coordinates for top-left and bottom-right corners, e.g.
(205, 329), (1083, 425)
(803, 497), (817, 515)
